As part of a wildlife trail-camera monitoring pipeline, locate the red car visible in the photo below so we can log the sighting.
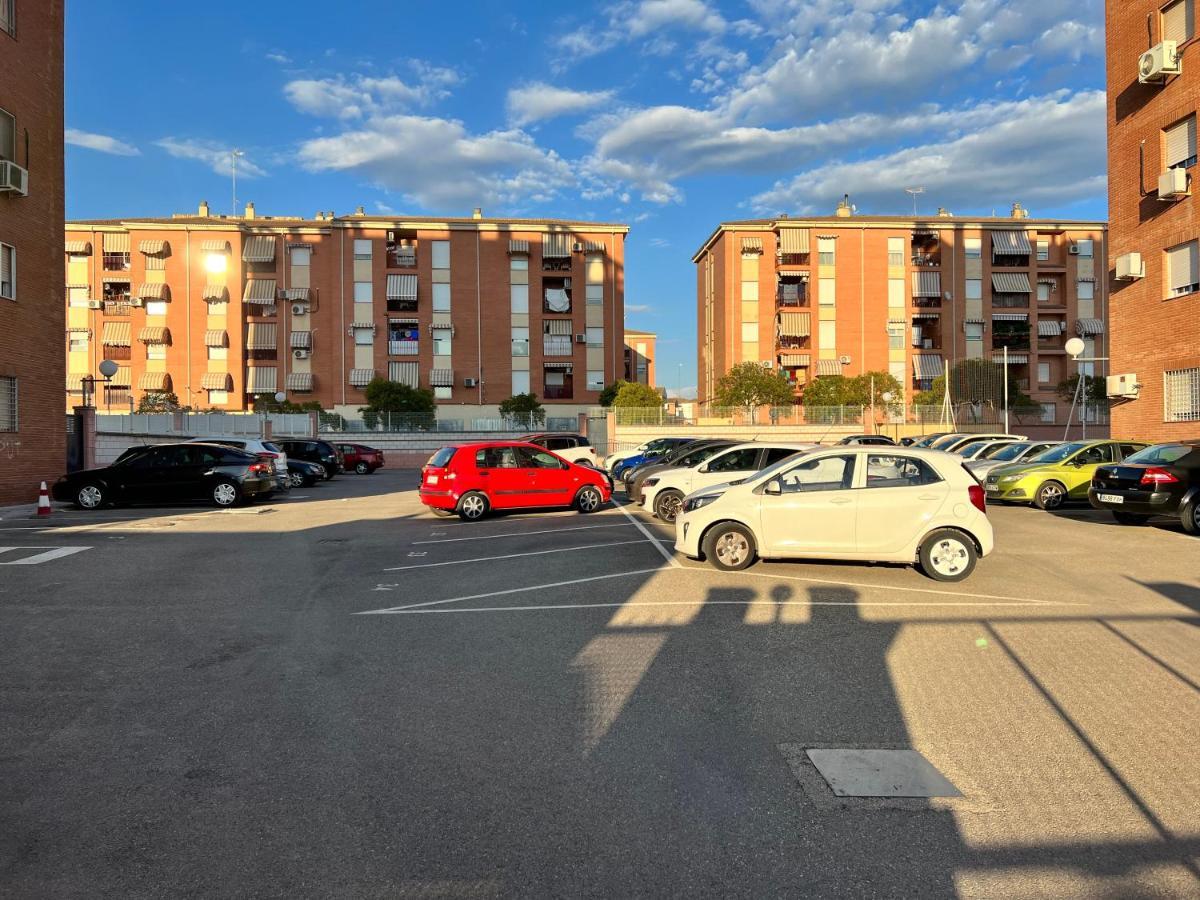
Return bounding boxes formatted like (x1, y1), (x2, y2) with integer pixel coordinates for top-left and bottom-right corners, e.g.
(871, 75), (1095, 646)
(336, 442), (385, 474)
(420, 441), (612, 520)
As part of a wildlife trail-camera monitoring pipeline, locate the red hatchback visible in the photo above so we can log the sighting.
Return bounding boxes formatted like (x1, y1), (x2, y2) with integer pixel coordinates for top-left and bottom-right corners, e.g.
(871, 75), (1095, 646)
(420, 441), (613, 520)
(336, 442), (385, 474)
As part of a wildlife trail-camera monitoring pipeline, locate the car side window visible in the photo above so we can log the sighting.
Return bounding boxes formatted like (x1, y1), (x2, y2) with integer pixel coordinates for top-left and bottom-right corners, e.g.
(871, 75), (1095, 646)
(519, 447), (563, 469)
(865, 455), (942, 488)
(1118, 444), (1142, 459)
(123, 450), (156, 469)
(762, 447), (800, 467)
(477, 447), (520, 469)
(1075, 445), (1111, 465)
(707, 448), (760, 472)
(778, 455), (855, 493)
(546, 437), (572, 450)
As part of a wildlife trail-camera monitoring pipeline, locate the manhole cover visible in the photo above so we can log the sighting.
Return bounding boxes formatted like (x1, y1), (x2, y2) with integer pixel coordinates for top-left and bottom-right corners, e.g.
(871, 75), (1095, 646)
(805, 748), (961, 798)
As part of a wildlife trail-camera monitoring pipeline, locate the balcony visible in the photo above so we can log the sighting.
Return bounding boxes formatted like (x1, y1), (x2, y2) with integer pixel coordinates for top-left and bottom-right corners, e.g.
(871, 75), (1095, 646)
(776, 283), (808, 307)
(388, 340), (419, 356)
(543, 336), (573, 356)
(913, 297), (942, 309)
(543, 386), (573, 400)
(992, 293), (1030, 309)
(910, 253), (940, 267)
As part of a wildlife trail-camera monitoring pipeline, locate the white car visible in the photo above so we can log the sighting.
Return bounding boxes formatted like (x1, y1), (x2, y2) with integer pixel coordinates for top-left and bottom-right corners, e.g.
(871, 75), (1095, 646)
(966, 440), (1060, 478)
(928, 433), (1026, 453)
(674, 447), (993, 582)
(640, 441), (818, 523)
(954, 438), (1021, 461)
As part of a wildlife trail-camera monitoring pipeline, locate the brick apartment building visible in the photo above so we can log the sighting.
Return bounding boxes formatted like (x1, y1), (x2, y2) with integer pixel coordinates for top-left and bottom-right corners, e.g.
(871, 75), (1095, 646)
(64, 206), (628, 418)
(0, 0), (65, 505)
(1106, 0), (1200, 438)
(623, 328), (656, 386)
(693, 205), (1108, 426)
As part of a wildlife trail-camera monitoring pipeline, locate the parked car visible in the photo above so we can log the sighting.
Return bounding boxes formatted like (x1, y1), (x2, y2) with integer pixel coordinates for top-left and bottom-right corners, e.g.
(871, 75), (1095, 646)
(275, 439), (343, 479)
(420, 441), (612, 521)
(985, 439), (1149, 509)
(929, 433), (1026, 453)
(909, 433), (953, 447)
(287, 458), (327, 488)
(955, 439), (1021, 460)
(628, 440), (736, 504)
(605, 437), (691, 473)
(675, 447), (992, 582)
(837, 434), (897, 446)
(641, 441), (818, 523)
(1089, 440), (1200, 533)
(966, 441), (1060, 478)
(620, 438), (709, 484)
(611, 437), (699, 483)
(335, 442), (385, 474)
(53, 443), (276, 509)
(518, 433), (599, 468)
(185, 437), (290, 491)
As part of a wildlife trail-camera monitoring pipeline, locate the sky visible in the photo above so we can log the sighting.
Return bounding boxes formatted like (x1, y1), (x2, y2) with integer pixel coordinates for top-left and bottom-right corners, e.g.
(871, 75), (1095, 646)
(65, 0), (1108, 396)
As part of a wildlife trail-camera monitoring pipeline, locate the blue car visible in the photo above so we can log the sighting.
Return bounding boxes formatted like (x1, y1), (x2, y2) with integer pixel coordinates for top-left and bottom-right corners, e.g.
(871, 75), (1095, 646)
(611, 438), (698, 483)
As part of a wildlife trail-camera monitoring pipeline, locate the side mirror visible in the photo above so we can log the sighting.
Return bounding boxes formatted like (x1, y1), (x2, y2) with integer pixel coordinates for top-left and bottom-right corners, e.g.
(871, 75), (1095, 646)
(764, 479), (782, 495)
(697, 463), (709, 474)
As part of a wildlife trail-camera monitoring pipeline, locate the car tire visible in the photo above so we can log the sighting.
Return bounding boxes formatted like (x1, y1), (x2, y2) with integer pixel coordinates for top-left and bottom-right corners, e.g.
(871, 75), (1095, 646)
(1033, 480), (1068, 511)
(212, 480), (241, 508)
(1181, 502), (1200, 536)
(653, 489), (685, 523)
(702, 522), (757, 571)
(356, 462), (369, 475)
(324, 467), (336, 481)
(1112, 511), (1150, 526)
(575, 485), (603, 513)
(75, 483), (106, 510)
(429, 507), (455, 518)
(918, 529), (978, 582)
(288, 471), (305, 488)
(457, 491), (489, 521)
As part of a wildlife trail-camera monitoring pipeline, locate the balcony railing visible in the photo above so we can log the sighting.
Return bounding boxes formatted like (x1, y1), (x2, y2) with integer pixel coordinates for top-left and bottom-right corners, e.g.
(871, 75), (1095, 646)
(911, 254), (940, 266)
(776, 288), (808, 306)
(992, 294), (1030, 308)
(913, 297), (942, 308)
(543, 336), (573, 356)
(388, 340), (419, 356)
(543, 386), (573, 400)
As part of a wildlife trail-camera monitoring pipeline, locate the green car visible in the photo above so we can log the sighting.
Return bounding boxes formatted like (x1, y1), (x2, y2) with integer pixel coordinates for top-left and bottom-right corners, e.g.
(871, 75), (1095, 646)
(984, 439), (1149, 510)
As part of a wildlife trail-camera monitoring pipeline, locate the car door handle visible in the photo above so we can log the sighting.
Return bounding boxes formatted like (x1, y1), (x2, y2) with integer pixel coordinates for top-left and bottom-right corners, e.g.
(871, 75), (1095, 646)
(918, 494), (941, 501)
(479, 471), (489, 477)
(830, 497), (853, 505)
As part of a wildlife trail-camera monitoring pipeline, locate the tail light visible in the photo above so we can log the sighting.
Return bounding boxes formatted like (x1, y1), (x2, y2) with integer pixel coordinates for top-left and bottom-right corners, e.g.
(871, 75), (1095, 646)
(1140, 467), (1179, 486)
(248, 462), (271, 475)
(257, 452), (279, 459)
(968, 484), (987, 513)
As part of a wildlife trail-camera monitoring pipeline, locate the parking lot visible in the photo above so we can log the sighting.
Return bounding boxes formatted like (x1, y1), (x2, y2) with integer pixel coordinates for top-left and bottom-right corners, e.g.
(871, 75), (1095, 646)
(2, 468), (1199, 898)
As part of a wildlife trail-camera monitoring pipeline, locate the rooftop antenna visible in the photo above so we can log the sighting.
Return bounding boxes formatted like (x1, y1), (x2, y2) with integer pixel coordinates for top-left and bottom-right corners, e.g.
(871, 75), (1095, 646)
(904, 186), (925, 217)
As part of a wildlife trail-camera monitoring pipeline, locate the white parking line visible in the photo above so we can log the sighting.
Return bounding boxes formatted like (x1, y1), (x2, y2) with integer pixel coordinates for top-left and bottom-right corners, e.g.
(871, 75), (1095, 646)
(615, 502), (682, 569)
(365, 598), (1068, 616)
(412, 522), (637, 544)
(0, 547), (91, 565)
(434, 509), (629, 528)
(384, 539), (659, 571)
(723, 568), (1058, 605)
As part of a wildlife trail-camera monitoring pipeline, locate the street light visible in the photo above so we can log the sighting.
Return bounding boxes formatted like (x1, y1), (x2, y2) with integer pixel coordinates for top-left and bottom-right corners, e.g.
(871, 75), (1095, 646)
(1065, 337), (1108, 441)
(80, 358), (119, 409)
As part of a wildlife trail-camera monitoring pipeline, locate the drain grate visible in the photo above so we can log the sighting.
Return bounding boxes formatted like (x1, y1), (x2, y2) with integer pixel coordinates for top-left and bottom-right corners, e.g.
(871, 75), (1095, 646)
(804, 748), (961, 798)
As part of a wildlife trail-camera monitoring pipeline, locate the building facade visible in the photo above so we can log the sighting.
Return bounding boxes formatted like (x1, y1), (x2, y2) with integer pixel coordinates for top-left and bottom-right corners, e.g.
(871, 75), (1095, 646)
(693, 207), (1108, 426)
(1, 0), (66, 505)
(64, 206), (628, 418)
(1106, 0), (1200, 438)
(623, 328), (656, 386)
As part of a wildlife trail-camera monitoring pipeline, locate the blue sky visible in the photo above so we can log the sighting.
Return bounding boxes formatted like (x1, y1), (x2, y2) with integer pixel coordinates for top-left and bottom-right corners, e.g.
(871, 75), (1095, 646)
(65, 0), (1107, 395)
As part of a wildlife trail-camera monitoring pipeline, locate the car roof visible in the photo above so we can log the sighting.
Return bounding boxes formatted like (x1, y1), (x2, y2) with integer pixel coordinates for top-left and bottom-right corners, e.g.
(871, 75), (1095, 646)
(720, 441), (817, 451)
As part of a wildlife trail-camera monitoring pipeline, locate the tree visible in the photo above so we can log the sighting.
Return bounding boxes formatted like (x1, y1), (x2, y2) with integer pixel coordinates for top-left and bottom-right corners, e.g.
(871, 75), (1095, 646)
(136, 391), (181, 413)
(498, 392), (546, 427)
(1055, 374), (1108, 405)
(598, 380), (627, 407)
(360, 378), (435, 430)
(714, 362), (796, 411)
(611, 381), (664, 408)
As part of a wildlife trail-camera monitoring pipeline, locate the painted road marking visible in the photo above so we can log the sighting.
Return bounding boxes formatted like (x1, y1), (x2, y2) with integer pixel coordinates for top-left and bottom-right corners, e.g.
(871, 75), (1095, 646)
(384, 539), (659, 572)
(730, 568), (1056, 605)
(615, 501), (681, 569)
(0, 546), (91, 566)
(412, 522), (637, 544)
(360, 598), (1070, 616)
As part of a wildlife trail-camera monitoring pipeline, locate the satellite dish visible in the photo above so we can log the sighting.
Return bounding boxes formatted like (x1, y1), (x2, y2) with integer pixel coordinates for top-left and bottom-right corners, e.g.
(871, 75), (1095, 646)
(98, 359), (119, 378)
(1065, 337), (1086, 358)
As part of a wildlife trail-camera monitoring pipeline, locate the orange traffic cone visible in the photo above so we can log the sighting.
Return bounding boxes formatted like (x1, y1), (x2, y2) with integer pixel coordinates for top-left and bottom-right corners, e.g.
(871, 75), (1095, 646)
(37, 481), (51, 517)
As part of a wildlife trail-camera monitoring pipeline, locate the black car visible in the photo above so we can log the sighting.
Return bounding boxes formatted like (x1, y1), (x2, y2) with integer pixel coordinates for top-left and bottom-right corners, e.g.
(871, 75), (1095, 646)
(276, 439), (343, 479)
(837, 434), (898, 446)
(628, 440), (735, 504)
(287, 458), (327, 488)
(1089, 440), (1200, 533)
(53, 443), (276, 509)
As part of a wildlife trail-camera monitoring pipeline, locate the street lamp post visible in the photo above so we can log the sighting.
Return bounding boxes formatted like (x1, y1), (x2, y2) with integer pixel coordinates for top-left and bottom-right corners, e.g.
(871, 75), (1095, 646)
(80, 358), (119, 409)
(1065, 337), (1108, 441)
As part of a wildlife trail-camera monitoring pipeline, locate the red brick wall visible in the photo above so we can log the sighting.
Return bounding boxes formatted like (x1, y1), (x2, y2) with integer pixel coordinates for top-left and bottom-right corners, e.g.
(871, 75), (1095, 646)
(0, 1), (65, 505)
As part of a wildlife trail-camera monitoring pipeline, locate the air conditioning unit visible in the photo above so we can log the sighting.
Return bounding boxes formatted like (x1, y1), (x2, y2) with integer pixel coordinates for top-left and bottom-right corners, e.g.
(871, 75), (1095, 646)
(129, 297), (144, 308)
(293, 349), (309, 360)
(0, 160), (29, 196)
(573, 242), (585, 253)
(1115, 252), (1145, 280)
(1158, 167), (1190, 200)
(575, 333), (586, 343)
(1139, 41), (1181, 84)
(1106, 373), (1141, 400)
(86, 299), (103, 309)
(1068, 244), (1081, 255)
(291, 303), (308, 316)
(464, 377), (479, 387)
(761, 360), (773, 369)
(838, 355), (851, 365)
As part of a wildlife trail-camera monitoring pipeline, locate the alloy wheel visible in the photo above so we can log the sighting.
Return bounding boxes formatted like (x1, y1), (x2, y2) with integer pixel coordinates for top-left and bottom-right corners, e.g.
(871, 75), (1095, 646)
(928, 537), (969, 577)
(578, 487), (601, 512)
(1038, 483), (1064, 509)
(656, 491), (683, 522)
(289, 472), (304, 488)
(461, 495), (486, 519)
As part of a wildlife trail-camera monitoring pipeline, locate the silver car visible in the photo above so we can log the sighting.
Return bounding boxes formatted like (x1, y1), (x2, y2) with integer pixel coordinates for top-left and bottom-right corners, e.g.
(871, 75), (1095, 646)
(967, 441), (1060, 478)
(185, 437), (290, 491)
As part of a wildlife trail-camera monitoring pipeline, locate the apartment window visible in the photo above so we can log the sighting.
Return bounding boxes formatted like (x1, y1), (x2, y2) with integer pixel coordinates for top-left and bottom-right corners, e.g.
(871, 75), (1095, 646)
(145, 300), (167, 317)
(353, 282), (372, 303)
(819, 277), (835, 306)
(586, 284), (603, 306)
(966, 322), (984, 342)
(511, 257), (528, 273)
(206, 390), (228, 405)
(0, 376), (16, 431)
(741, 322), (758, 344)
(208, 346), (227, 361)
(0, 108), (14, 162)
(434, 386), (452, 401)
(354, 328), (373, 346)
(587, 370), (605, 392)
(1040, 402), (1056, 424)
(1037, 282), (1052, 303)
(1077, 280), (1094, 301)
(1164, 366), (1200, 421)
(512, 370), (530, 395)
(818, 237), (835, 266)
(432, 283), (451, 312)
(586, 326), (603, 348)
(1165, 114), (1197, 169)
(431, 240), (450, 269)
(965, 278), (982, 300)
(741, 280), (759, 302)
(290, 246), (311, 266)
(1038, 362), (1051, 384)
(0, 0), (14, 37)
(887, 237), (904, 268)
(964, 238), (982, 259)
(1037, 240), (1049, 261)
(1075, 239), (1094, 258)
(887, 322), (905, 350)
(1162, 0), (1195, 45)
(69, 333), (88, 353)
(510, 283), (528, 313)
(888, 278), (904, 308)
(511, 327), (529, 356)
(0, 242), (14, 300)
(1167, 239), (1200, 296)
(147, 344), (166, 361)
(353, 239), (372, 261)
(432, 327), (452, 356)
(818, 319), (836, 348)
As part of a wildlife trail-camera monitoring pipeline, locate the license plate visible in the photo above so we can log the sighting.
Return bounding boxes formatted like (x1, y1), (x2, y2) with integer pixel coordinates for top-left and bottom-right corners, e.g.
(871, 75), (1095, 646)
(426, 474), (438, 484)
(986, 486), (1000, 494)
(1097, 493), (1122, 504)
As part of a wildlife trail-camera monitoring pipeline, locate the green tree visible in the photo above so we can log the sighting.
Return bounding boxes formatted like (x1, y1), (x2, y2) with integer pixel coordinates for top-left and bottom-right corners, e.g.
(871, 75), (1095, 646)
(1055, 374), (1108, 405)
(611, 381), (664, 408)
(498, 392), (546, 427)
(714, 362), (796, 412)
(799, 371), (903, 413)
(136, 391), (181, 413)
(360, 378), (436, 430)
(598, 380), (627, 407)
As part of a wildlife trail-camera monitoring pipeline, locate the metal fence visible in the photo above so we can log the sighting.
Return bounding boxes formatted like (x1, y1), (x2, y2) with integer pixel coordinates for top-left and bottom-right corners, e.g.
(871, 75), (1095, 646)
(96, 412), (314, 436)
(316, 412), (580, 434)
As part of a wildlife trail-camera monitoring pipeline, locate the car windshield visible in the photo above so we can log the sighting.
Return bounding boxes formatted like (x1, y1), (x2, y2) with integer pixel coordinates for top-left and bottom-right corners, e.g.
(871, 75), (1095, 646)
(428, 447), (456, 467)
(1028, 441), (1089, 464)
(1123, 444), (1193, 465)
(750, 448), (816, 483)
(912, 434), (945, 447)
(956, 442), (988, 457)
(989, 443), (1036, 462)
(264, 442), (282, 453)
(929, 434), (967, 450)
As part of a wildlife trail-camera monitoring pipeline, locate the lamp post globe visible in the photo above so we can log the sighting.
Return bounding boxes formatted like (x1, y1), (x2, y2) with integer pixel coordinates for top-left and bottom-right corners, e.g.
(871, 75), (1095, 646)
(1065, 337), (1086, 358)
(274, 391), (286, 404)
(98, 359), (118, 379)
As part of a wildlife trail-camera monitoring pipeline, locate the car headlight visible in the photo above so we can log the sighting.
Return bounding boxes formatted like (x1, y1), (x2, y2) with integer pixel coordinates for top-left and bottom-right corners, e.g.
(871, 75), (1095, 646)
(999, 475), (1020, 484)
(643, 477), (659, 487)
(683, 493), (723, 513)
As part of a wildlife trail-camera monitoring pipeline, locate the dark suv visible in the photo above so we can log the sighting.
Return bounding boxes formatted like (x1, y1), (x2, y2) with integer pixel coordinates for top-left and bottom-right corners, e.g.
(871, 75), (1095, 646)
(276, 439), (343, 479)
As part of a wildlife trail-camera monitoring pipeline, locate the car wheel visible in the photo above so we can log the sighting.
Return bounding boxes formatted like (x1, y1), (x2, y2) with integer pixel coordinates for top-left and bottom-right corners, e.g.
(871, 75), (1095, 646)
(429, 507), (455, 518)
(288, 471), (305, 488)
(703, 522), (757, 572)
(1112, 511), (1150, 526)
(919, 529), (978, 582)
(212, 480), (241, 508)
(1181, 503), (1200, 536)
(75, 483), (106, 510)
(653, 489), (685, 523)
(324, 467), (336, 480)
(576, 485), (603, 513)
(356, 461), (369, 475)
(1033, 480), (1067, 511)
(457, 491), (489, 521)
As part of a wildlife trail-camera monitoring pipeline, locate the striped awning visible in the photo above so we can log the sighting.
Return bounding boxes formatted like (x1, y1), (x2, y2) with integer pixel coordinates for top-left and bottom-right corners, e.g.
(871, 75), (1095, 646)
(1076, 318), (1105, 336)
(542, 361), (574, 371)
(508, 240), (530, 254)
(349, 368), (376, 387)
(582, 240), (606, 253)
(135, 282), (170, 300)
(1037, 320), (1064, 337)
(963, 317), (985, 326)
(777, 311), (811, 337)
(139, 240), (169, 256)
(246, 366), (278, 393)
(109, 366), (132, 388)
(389, 317), (419, 325)
(428, 368), (454, 386)
(65, 283), (90, 292)
(992, 352), (1030, 364)
(992, 272), (1032, 293)
(281, 288), (311, 302)
(992, 313), (1029, 322)
(246, 322), (277, 350)
(913, 355), (944, 379)
(286, 372), (314, 392)
(138, 372), (171, 391)
(542, 232), (572, 258)
(290, 331), (312, 349)
(64, 240), (92, 255)
(202, 283), (229, 302)
(200, 239), (230, 253)
(286, 241), (312, 250)
(242, 235), (276, 263)
(351, 321), (376, 332)
(386, 273), (418, 301)
(912, 271), (942, 297)
(911, 311), (940, 320)
(138, 326), (170, 345)
(814, 359), (843, 376)
(66, 374), (86, 392)
(389, 361), (420, 387)
(992, 231), (1032, 255)
(741, 237), (763, 252)
(201, 372), (233, 391)
(204, 329), (228, 347)
(101, 321), (131, 346)
(102, 232), (130, 252)
(779, 353), (811, 367)
(777, 228), (809, 254)
(243, 279), (277, 304)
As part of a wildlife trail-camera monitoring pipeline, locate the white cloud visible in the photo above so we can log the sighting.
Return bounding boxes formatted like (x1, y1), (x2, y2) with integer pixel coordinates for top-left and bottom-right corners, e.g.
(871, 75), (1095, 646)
(625, 303), (653, 313)
(284, 64), (461, 120)
(265, 50), (291, 64)
(507, 83), (616, 126)
(556, 0), (728, 64)
(65, 128), (140, 157)
(155, 139), (267, 178)
(647, 238), (670, 247)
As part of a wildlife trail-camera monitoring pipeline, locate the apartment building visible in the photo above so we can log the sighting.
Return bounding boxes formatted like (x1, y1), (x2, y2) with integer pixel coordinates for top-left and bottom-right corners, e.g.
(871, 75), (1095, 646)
(1106, 0), (1200, 438)
(693, 205), (1108, 423)
(64, 206), (628, 417)
(0, 0), (66, 505)
(623, 328), (656, 385)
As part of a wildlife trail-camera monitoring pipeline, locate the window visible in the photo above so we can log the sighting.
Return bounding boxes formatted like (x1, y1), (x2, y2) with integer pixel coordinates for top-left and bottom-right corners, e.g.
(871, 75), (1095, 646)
(965, 278), (982, 300)
(145, 300), (167, 317)
(290, 246), (311, 266)
(208, 346), (227, 361)
(818, 237), (835, 266)
(763, 447), (801, 466)
(69, 333), (88, 352)
(1074, 443), (1116, 465)
(1075, 239), (1094, 258)
(741, 322), (758, 343)
(819, 277), (835, 306)
(1165, 115), (1197, 170)
(586, 326), (603, 347)
(353, 239), (372, 260)
(354, 328), (373, 346)
(432, 327), (452, 356)
(519, 447), (565, 469)
(433, 386), (452, 400)
(707, 447), (760, 472)
(510, 284), (528, 313)
(102, 251), (131, 271)
(586, 284), (603, 306)
(208, 390), (229, 404)
(353, 282), (372, 303)
(511, 257), (528, 272)
(1037, 282), (1051, 303)
(966, 322), (984, 342)
(147, 344), (166, 361)
(964, 238), (981, 259)
(741, 280), (759, 302)
(1037, 240), (1050, 261)
(0, 242), (14, 299)
(1038, 362), (1051, 383)
(1167, 239), (1200, 296)
(432, 283), (451, 311)
(68, 286), (90, 307)
(587, 370), (605, 391)
(888, 278), (904, 308)
(0, 0), (13, 37)
(0, 376), (15, 431)
(776, 455), (854, 492)
(511, 327), (529, 356)
(1163, 0), (1194, 44)
(431, 240), (450, 269)
(1076, 280), (1094, 301)
(864, 455), (941, 488)
(887, 237), (904, 268)
(887, 322), (905, 350)
(0, 108), (14, 162)
(819, 319), (836, 348)
(477, 446), (521, 469)
(1164, 366), (1200, 421)
(512, 370), (530, 395)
